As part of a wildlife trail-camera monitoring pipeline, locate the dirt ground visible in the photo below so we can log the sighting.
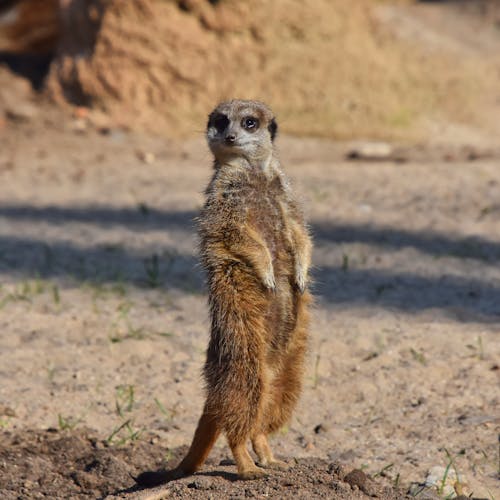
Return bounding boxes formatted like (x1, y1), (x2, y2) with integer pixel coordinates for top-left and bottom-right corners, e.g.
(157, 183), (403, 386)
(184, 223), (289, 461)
(0, 107), (499, 499)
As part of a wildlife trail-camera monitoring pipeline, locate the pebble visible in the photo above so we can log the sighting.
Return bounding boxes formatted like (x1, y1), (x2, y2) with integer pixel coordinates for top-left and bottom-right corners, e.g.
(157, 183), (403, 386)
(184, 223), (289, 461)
(425, 466), (470, 498)
(346, 141), (394, 161)
(5, 102), (39, 121)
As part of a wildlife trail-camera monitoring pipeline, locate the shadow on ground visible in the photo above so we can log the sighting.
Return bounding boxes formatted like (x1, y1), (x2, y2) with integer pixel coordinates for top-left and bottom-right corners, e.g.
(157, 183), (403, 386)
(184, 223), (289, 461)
(1, 204), (499, 321)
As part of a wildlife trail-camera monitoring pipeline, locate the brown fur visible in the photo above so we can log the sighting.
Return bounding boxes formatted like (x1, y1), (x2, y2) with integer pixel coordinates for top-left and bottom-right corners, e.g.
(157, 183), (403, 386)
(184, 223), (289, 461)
(175, 100), (312, 480)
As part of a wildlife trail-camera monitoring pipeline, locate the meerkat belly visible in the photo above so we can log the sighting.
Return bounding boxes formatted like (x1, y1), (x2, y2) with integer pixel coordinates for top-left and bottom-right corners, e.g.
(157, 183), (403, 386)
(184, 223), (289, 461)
(247, 194), (293, 278)
(246, 192), (296, 352)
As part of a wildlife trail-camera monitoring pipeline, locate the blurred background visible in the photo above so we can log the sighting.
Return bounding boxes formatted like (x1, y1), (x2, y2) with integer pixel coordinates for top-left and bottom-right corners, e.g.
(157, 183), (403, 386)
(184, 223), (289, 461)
(1, 0), (499, 141)
(1, 2), (499, 499)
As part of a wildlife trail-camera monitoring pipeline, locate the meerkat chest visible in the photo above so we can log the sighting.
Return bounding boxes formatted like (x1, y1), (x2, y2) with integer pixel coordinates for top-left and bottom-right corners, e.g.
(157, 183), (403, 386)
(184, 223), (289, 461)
(243, 178), (291, 259)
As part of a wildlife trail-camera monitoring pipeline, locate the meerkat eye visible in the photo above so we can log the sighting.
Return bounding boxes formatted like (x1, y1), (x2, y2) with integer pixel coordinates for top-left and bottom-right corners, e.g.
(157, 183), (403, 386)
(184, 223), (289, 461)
(242, 116), (259, 130)
(212, 114), (229, 134)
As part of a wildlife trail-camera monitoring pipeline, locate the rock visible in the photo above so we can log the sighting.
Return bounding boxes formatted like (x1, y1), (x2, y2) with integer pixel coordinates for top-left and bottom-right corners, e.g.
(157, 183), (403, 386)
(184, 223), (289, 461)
(314, 423), (328, 434)
(4, 99), (38, 121)
(407, 483), (441, 499)
(346, 141), (394, 161)
(425, 465), (470, 498)
(136, 151), (156, 164)
(187, 476), (213, 490)
(70, 118), (88, 133)
(343, 468), (378, 496)
(327, 462), (349, 480)
(0, 405), (17, 417)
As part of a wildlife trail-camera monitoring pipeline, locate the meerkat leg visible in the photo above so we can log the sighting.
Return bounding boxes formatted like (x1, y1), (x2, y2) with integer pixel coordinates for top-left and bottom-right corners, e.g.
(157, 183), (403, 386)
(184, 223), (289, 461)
(229, 439), (268, 479)
(173, 405), (220, 477)
(261, 292), (311, 445)
(251, 433), (290, 470)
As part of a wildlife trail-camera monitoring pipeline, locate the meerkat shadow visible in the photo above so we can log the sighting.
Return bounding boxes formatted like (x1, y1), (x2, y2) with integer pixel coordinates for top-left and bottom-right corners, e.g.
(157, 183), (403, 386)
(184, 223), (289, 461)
(134, 467), (239, 489)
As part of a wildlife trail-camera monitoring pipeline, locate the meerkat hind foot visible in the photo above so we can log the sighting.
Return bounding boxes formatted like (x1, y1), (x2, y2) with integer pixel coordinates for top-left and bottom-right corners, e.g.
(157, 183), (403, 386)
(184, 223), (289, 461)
(259, 458), (290, 471)
(238, 465), (269, 480)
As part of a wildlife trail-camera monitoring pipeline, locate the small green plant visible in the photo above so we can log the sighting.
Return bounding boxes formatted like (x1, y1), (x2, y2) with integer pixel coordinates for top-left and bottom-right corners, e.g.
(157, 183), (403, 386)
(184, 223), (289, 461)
(410, 347), (427, 366)
(154, 397), (171, 420)
(437, 448), (464, 498)
(46, 362), (56, 384)
(106, 419), (143, 446)
(373, 462), (394, 478)
(111, 281), (127, 297)
(279, 424), (290, 435)
(115, 384), (135, 417)
(394, 472), (400, 488)
(477, 335), (485, 360)
(341, 253), (349, 271)
(144, 254), (161, 287)
(164, 449), (174, 462)
(106, 385), (143, 446)
(58, 414), (83, 430)
(52, 284), (60, 305)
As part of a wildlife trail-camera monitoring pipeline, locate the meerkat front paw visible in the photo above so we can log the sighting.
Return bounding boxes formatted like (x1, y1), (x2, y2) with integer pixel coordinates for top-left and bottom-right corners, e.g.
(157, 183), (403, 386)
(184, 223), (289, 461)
(262, 267), (276, 291)
(295, 264), (308, 294)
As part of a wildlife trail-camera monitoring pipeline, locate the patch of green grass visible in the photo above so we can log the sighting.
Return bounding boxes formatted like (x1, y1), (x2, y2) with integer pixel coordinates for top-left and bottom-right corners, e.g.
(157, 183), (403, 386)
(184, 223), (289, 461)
(0, 279), (63, 310)
(0, 280), (43, 308)
(106, 385), (144, 446)
(108, 302), (174, 343)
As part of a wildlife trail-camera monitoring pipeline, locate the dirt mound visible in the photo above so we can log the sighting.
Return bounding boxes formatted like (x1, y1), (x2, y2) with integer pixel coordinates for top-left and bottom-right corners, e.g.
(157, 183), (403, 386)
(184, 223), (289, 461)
(45, 0), (500, 140)
(0, 428), (406, 499)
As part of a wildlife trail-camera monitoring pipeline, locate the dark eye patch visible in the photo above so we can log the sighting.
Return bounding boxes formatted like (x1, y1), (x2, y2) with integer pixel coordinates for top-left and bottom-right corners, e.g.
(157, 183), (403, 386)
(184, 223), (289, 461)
(241, 116), (259, 131)
(208, 113), (229, 133)
(268, 118), (277, 141)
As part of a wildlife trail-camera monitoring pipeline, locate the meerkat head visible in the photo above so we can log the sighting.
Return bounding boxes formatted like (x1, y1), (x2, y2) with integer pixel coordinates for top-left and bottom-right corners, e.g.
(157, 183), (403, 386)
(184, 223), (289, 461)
(206, 99), (278, 165)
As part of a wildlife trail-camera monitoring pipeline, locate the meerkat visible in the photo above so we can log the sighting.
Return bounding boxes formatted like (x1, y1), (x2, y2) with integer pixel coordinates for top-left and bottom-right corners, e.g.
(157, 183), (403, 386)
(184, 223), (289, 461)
(171, 99), (312, 481)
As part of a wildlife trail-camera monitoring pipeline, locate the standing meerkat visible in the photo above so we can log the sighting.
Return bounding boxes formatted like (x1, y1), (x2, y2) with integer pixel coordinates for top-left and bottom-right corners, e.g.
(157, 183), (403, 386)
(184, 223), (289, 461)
(175, 99), (312, 480)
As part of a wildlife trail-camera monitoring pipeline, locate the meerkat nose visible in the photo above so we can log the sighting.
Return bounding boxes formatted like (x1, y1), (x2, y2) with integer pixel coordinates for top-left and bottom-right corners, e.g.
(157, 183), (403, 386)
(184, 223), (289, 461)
(225, 133), (236, 145)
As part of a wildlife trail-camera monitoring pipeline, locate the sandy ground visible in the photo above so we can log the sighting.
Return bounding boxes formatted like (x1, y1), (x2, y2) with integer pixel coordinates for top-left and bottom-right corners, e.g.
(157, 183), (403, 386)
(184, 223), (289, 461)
(0, 115), (499, 498)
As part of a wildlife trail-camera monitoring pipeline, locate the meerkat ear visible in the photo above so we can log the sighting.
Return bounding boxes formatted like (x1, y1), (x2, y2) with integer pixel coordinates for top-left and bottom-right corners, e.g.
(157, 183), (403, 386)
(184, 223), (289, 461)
(268, 118), (278, 141)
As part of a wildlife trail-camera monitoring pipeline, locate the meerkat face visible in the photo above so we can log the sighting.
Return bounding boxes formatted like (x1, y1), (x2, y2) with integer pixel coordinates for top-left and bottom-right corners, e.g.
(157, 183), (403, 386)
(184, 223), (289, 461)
(206, 99), (278, 164)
